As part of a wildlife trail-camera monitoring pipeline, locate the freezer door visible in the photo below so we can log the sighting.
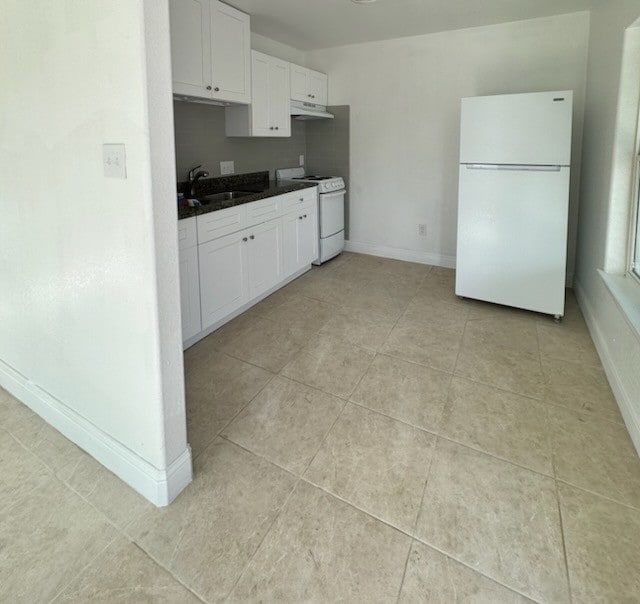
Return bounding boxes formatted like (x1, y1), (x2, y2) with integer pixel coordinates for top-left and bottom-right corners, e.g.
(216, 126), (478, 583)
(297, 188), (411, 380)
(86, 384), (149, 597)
(455, 165), (570, 316)
(460, 91), (573, 166)
(319, 190), (345, 238)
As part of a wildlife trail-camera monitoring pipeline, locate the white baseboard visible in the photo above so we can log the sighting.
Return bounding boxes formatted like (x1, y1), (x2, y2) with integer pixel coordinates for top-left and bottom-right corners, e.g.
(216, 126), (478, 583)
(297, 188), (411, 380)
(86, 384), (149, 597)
(344, 240), (457, 268)
(574, 279), (640, 455)
(0, 359), (192, 507)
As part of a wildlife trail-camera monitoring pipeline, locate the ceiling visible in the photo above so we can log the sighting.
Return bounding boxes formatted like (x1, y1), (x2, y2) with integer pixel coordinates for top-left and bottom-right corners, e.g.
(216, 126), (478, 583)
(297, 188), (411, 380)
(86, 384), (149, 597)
(226, 0), (599, 50)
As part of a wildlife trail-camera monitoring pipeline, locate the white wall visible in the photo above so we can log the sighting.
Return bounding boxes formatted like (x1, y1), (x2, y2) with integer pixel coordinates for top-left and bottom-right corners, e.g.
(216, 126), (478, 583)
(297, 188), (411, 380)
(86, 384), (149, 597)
(251, 32), (306, 65)
(0, 0), (191, 505)
(306, 13), (590, 276)
(574, 2), (640, 453)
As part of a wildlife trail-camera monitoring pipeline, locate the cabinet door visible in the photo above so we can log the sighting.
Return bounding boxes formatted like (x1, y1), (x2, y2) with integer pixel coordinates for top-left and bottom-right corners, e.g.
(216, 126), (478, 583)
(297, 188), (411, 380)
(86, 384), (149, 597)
(247, 219), (283, 299)
(308, 70), (328, 106)
(250, 52), (272, 136)
(169, 0), (211, 97)
(199, 231), (248, 330)
(210, 0), (251, 104)
(298, 204), (319, 267)
(269, 57), (291, 137)
(179, 246), (202, 344)
(283, 204), (318, 276)
(282, 211), (301, 277)
(290, 64), (309, 103)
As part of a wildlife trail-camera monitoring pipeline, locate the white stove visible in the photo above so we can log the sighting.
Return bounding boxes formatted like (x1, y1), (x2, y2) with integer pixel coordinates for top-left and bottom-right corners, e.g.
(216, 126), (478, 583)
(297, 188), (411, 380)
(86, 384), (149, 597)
(276, 167), (346, 264)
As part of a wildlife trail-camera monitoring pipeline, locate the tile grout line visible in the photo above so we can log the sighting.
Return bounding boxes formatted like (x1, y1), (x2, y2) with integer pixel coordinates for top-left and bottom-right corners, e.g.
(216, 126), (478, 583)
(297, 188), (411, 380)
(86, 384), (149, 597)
(301, 477), (542, 604)
(190, 370), (279, 462)
(4, 418), (205, 603)
(221, 475), (303, 601)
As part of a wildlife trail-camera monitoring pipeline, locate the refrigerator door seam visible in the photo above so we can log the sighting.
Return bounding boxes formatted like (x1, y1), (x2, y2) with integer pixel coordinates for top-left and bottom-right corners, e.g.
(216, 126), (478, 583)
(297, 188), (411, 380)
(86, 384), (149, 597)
(463, 164), (564, 171)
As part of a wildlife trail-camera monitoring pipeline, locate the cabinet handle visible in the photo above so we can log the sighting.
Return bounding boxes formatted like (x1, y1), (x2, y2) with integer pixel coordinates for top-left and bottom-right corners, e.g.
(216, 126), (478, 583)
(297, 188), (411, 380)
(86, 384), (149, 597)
(299, 197), (304, 202)
(206, 85), (212, 90)
(303, 214), (307, 218)
(214, 87), (220, 92)
(242, 237), (248, 242)
(275, 126), (279, 130)
(269, 126), (274, 130)
(299, 216), (303, 220)
(249, 235), (255, 240)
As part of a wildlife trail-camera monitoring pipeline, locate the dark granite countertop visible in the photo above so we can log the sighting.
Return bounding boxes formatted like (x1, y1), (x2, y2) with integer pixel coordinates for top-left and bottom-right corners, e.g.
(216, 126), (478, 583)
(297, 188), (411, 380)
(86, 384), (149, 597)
(177, 171), (317, 220)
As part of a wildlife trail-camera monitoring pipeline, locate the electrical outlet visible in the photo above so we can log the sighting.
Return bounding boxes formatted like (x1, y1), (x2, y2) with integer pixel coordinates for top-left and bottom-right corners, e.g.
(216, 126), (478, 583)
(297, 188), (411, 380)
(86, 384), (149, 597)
(299, 154), (305, 166)
(418, 224), (427, 237)
(220, 160), (235, 175)
(103, 144), (126, 179)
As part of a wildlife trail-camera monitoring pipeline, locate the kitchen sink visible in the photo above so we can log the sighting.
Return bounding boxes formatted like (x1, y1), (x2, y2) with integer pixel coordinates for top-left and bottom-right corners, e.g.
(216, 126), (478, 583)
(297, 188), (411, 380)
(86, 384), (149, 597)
(198, 190), (255, 204)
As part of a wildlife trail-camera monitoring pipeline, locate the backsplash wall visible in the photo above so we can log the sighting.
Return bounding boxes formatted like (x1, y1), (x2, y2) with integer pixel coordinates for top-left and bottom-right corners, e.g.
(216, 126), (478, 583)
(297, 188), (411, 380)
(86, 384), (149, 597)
(173, 101), (306, 181)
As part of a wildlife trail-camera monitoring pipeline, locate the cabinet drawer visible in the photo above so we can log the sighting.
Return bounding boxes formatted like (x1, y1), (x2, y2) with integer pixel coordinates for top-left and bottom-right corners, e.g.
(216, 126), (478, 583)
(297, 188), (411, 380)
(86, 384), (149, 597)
(197, 205), (247, 244)
(177, 217), (197, 250)
(283, 199), (316, 218)
(281, 187), (317, 213)
(246, 195), (282, 224)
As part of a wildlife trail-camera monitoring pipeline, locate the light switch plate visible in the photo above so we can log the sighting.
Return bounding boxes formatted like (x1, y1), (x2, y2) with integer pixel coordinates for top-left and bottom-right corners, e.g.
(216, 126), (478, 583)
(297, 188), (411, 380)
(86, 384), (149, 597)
(103, 144), (126, 179)
(220, 161), (235, 175)
(299, 155), (305, 166)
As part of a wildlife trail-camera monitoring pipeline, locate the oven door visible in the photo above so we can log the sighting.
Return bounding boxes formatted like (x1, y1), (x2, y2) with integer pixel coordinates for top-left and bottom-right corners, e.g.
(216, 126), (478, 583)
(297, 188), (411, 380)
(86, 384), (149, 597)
(319, 190), (345, 237)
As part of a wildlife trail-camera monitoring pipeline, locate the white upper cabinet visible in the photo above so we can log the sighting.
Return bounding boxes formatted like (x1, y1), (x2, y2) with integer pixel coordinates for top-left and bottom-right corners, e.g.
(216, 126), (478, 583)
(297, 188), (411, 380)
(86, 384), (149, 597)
(226, 51), (291, 137)
(290, 64), (328, 106)
(170, 0), (251, 105)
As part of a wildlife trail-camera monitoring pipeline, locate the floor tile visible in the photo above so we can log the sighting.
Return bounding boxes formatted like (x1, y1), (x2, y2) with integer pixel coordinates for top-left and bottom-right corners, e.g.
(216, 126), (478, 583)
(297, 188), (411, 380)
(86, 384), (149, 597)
(467, 299), (539, 322)
(342, 277), (416, 319)
(399, 541), (533, 603)
(462, 317), (540, 356)
(441, 378), (552, 475)
(319, 306), (397, 350)
(305, 403), (435, 532)
(52, 537), (201, 603)
(0, 429), (51, 514)
(0, 476), (117, 603)
(549, 406), (640, 508)
(281, 334), (375, 398)
(403, 296), (469, 326)
(221, 317), (315, 372)
(542, 358), (622, 423)
(127, 439), (296, 602)
(0, 389), (36, 432)
(414, 268), (464, 306)
(455, 340), (544, 399)
(185, 352), (273, 457)
(351, 354), (451, 432)
(381, 315), (465, 373)
(416, 439), (568, 603)
(58, 453), (153, 530)
(184, 310), (258, 356)
(559, 483), (640, 602)
(230, 481), (411, 603)
(222, 376), (345, 475)
(537, 322), (601, 366)
(9, 409), (87, 475)
(264, 295), (337, 333)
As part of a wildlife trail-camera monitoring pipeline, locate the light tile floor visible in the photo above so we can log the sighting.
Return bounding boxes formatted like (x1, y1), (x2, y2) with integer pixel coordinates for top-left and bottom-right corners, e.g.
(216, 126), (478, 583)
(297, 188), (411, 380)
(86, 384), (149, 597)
(2, 252), (640, 602)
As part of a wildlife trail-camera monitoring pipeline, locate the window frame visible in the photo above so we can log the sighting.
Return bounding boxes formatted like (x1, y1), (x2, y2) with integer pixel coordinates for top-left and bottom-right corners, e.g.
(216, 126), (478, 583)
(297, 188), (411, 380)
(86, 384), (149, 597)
(629, 152), (640, 283)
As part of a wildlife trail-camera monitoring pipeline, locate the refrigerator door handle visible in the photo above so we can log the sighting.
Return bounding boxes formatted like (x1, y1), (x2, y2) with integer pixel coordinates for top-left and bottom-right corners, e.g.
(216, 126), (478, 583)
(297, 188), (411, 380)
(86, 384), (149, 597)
(464, 164), (562, 172)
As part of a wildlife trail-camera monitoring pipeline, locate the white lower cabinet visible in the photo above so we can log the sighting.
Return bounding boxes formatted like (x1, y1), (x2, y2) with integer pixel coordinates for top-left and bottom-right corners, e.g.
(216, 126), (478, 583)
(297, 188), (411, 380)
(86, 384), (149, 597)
(198, 230), (248, 331)
(178, 217), (202, 342)
(180, 187), (319, 346)
(247, 218), (283, 298)
(283, 202), (318, 276)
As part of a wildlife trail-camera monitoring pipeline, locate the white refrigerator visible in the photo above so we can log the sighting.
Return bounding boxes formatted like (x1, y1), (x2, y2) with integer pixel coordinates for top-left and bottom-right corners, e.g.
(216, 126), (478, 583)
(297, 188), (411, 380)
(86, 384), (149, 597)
(455, 90), (573, 318)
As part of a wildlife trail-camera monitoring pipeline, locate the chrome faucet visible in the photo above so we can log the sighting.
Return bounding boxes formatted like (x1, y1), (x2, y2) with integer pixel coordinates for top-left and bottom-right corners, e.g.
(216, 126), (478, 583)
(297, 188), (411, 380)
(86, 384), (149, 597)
(188, 164), (209, 196)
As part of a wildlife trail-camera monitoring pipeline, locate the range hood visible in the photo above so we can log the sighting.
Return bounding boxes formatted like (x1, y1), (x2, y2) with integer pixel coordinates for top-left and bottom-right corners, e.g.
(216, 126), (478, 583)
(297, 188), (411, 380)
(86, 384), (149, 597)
(290, 100), (334, 120)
